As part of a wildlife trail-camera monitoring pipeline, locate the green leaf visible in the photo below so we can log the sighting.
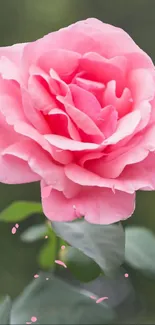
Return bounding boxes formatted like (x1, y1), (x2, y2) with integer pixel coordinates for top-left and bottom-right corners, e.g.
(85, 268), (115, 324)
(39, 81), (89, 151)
(62, 247), (101, 282)
(11, 273), (115, 324)
(125, 227), (155, 275)
(38, 237), (56, 270)
(53, 220), (125, 273)
(0, 201), (42, 222)
(21, 224), (47, 243)
(0, 222), (40, 299)
(81, 269), (138, 322)
(0, 296), (11, 324)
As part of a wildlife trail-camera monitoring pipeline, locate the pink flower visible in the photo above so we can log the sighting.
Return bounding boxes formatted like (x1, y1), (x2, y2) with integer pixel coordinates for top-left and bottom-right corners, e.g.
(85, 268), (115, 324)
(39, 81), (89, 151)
(0, 18), (155, 224)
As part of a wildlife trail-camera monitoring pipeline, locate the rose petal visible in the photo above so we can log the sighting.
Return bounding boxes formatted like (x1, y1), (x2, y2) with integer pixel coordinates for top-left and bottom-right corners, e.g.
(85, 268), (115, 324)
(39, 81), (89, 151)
(0, 43), (26, 64)
(70, 84), (101, 121)
(37, 49), (81, 78)
(48, 108), (81, 141)
(75, 76), (105, 99)
(3, 139), (80, 196)
(103, 80), (132, 118)
(0, 155), (39, 184)
(41, 181), (135, 224)
(80, 52), (127, 93)
(58, 93), (104, 142)
(98, 105), (118, 138)
(103, 110), (141, 145)
(2, 140), (67, 190)
(128, 69), (155, 103)
(28, 70), (58, 111)
(21, 88), (51, 134)
(45, 134), (99, 151)
(0, 56), (20, 82)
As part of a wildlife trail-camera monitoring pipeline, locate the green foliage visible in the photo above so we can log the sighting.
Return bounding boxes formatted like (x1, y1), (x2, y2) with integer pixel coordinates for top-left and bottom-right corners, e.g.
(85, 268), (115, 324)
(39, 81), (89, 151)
(53, 220), (125, 273)
(21, 224), (47, 242)
(62, 247), (101, 282)
(0, 222), (40, 299)
(38, 237), (56, 269)
(11, 273), (116, 324)
(125, 227), (155, 275)
(0, 201), (42, 222)
(0, 296), (11, 325)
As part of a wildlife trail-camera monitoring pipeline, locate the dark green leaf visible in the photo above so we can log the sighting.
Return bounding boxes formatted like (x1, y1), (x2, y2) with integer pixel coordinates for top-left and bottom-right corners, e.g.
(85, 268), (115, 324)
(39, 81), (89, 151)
(53, 220), (125, 273)
(63, 247), (101, 282)
(38, 238), (56, 270)
(0, 296), (11, 324)
(21, 224), (47, 243)
(82, 269), (138, 322)
(125, 227), (155, 275)
(0, 201), (42, 222)
(11, 273), (115, 324)
(0, 222), (40, 299)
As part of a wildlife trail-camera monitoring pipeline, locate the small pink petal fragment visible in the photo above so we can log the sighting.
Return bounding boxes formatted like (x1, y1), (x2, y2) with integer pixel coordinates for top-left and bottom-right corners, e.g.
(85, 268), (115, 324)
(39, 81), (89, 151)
(26, 322), (31, 324)
(45, 235), (48, 239)
(15, 223), (19, 228)
(31, 317), (37, 323)
(12, 227), (16, 235)
(55, 259), (67, 268)
(34, 274), (39, 278)
(96, 297), (108, 304)
(90, 295), (96, 300)
(124, 273), (129, 278)
(61, 245), (66, 250)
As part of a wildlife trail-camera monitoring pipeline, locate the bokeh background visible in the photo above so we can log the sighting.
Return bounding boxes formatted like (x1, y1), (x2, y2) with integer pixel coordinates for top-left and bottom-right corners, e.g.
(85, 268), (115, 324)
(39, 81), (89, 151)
(0, 0), (155, 320)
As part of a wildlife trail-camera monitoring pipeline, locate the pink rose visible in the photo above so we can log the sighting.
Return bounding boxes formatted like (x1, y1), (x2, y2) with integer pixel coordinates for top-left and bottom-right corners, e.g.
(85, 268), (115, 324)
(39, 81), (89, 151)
(0, 18), (155, 224)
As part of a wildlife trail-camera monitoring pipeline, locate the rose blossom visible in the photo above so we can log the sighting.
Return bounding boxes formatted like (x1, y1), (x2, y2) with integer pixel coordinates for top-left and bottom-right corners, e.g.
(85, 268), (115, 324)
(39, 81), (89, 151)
(0, 18), (155, 224)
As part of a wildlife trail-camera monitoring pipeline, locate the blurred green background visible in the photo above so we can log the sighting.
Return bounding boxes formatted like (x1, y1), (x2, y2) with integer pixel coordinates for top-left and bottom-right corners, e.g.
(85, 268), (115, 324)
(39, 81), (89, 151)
(0, 0), (155, 313)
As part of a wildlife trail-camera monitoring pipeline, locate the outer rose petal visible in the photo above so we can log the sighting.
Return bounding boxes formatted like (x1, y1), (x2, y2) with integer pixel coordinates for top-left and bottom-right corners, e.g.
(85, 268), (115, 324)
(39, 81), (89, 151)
(0, 113), (38, 183)
(0, 43), (26, 64)
(3, 139), (80, 196)
(0, 155), (39, 184)
(128, 69), (155, 103)
(2, 140), (68, 190)
(64, 163), (145, 193)
(119, 152), (155, 191)
(0, 43), (26, 83)
(22, 18), (153, 74)
(86, 122), (155, 179)
(41, 180), (135, 224)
